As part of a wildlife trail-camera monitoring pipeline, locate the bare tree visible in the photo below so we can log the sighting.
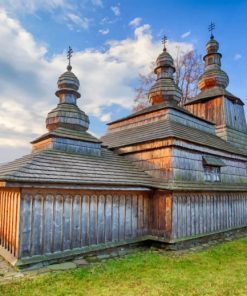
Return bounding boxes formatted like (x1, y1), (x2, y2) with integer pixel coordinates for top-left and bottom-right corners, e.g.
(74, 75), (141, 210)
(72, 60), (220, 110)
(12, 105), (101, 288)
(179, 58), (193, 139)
(174, 48), (203, 105)
(133, 48), (203, 111)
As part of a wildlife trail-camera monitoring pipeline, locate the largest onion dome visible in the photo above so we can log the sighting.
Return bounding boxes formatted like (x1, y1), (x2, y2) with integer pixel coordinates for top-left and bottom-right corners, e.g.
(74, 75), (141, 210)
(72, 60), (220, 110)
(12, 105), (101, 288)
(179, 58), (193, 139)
(198, 35), (229, 90)
(148, 37), (182, 105)
(46, 52), (89, 132)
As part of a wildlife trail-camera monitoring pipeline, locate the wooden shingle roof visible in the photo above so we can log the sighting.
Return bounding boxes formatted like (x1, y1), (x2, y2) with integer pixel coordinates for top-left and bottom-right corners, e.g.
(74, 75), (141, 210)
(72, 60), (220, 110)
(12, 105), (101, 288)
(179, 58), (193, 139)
(101, 119), (247, 157)
(108, 101), (213, 125)
(0, 148), (159, 187)
(185, 86), (243, 106)
(31, 127), (101, 144)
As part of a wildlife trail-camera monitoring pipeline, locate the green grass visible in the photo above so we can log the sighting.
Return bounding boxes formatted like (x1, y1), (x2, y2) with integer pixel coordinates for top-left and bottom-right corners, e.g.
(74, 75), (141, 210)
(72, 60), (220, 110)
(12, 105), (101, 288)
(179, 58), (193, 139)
(1, 238), (247, 296)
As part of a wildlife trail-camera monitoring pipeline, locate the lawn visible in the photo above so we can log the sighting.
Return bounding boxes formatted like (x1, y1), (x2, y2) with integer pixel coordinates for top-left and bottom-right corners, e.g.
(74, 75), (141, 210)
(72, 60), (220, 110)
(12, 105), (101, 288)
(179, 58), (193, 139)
(1, 238), (247, 296)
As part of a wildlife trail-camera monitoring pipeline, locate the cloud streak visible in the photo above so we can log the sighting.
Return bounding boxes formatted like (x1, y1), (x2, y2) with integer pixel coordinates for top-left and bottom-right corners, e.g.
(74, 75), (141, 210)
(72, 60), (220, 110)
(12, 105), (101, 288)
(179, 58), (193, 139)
(181, 31), (191, 38)
(66, 13), (90, 30)
(234, 53), (242, 61)
(99, 28), (110, 35)
(129, 17), (142, 27)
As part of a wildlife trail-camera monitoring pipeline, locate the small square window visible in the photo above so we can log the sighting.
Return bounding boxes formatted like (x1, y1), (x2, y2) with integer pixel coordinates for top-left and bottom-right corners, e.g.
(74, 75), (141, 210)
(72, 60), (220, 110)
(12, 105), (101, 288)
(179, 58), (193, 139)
(204, 165), (221, 182)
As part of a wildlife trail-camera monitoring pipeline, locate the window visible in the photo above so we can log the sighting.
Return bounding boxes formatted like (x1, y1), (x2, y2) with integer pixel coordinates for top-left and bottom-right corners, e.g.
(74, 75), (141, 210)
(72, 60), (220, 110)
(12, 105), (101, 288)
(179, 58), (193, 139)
(204, 165), (221, 182)
(202, 156), (225, 182)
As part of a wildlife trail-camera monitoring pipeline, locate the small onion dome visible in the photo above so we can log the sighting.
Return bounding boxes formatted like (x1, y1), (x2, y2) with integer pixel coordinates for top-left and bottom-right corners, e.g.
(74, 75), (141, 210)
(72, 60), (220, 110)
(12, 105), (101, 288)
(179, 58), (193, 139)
(206, 36), (219, 54)
(198, 36), (229, 90)
(148, 46), (181, 105)
(154, 50), (175, 74)
(198, 68), (229, 90)
(55, 68), (81, 99)
(46, 64), (90, 132)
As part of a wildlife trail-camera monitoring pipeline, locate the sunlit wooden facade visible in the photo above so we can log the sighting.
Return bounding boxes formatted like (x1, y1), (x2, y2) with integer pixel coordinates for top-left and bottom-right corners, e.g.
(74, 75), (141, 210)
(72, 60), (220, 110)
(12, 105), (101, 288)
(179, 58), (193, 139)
(0, 34), (247, 266)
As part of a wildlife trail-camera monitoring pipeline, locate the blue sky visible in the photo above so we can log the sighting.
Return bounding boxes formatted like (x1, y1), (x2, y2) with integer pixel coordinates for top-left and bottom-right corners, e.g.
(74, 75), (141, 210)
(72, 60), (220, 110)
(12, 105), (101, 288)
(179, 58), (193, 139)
(0, 0), (247, 162)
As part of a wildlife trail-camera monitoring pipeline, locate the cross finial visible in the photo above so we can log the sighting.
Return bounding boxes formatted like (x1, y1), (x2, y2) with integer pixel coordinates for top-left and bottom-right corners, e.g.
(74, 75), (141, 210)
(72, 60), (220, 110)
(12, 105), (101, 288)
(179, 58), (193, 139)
(67, 46), (73, 71)
(208, 22), (215, 39)
(162, 35), (167, 51)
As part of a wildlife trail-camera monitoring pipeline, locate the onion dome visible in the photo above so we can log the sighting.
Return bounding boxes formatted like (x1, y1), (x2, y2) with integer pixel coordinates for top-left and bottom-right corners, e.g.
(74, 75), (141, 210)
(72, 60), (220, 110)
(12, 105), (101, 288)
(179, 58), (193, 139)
(46, 50), (89, 132)
(55, 67), (81, 102)
(198, 35), (229, 90)
(148, 37), (182, 105)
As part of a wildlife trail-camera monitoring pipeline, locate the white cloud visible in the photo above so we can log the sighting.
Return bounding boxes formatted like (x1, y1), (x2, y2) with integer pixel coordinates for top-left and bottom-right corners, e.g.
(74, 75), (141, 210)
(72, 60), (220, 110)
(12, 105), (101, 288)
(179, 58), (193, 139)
(234, 53), (242, 61)
(66, 13), (90, 30)
(99, 28), (110, 35)
(0, 137), (30, 148)
(91, 0), (103, 7)
(129, 17), (142, 27)
(100, 113), (112, 122)
(181, 31), (191, 39)
(0, 9), (193, 162)
(0, 0), (69, 14)
(111, 5), (120, 16)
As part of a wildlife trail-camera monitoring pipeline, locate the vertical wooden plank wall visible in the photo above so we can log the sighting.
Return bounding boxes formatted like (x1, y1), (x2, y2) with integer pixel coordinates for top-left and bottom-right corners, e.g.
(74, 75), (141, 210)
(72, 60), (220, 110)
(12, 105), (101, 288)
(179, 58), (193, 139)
(0, 189), (21, 257)
(149, 191), (173, 240)
(172, 192), (247, 240)
(20, 189), (150, 258)
(185, 97), (224, 126)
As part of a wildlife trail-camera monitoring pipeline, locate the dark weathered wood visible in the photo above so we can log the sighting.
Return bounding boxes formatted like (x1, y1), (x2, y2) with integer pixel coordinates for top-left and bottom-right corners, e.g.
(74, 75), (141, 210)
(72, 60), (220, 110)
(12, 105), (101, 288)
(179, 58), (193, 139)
(14, 189), (150, 258)
(31, 194), (42, 256)
(112, 195), (119, 241)
(44, 194), (53, 254)
(53, 195), (63, 251)
(82, 195), (89, 246)
(171, 192), (247, 240)
(72, 195), (81, 249)
(97, 195), (105, 244)
(89, 195), (97, 245)
(20, 193), (32, 257)
(125, 195), (132, 239)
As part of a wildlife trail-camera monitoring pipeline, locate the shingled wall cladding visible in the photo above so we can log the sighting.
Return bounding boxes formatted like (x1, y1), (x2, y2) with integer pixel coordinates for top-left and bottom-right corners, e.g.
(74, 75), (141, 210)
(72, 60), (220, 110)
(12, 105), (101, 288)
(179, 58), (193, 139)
(19, 189), (150, 258)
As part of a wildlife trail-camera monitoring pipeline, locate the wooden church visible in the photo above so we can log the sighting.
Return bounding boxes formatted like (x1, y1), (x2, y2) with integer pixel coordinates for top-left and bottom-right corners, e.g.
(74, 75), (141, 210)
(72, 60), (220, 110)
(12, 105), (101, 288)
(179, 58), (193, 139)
(0, 31), (247, 267)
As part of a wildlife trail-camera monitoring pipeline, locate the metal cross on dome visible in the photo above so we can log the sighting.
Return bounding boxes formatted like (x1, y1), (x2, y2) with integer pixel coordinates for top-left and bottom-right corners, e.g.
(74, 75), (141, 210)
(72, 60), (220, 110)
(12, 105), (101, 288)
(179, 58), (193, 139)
(162, 35), (167, 51)
(67, 46), (73, 71)
(208, 22), (215, 38)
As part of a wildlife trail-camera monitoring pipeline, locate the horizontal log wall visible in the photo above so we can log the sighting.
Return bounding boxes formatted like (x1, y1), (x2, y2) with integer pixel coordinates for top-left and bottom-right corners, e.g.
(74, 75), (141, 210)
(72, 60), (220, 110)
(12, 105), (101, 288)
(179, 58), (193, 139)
(20, 189), (150, 258)
(172, 192), (247, 240)
(0, 189), (20, 257)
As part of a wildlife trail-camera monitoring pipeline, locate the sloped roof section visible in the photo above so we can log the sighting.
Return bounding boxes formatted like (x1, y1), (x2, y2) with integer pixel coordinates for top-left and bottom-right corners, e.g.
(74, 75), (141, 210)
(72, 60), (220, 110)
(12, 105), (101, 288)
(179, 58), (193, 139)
(108, 101), (212, 125)
(101, 119), (247, 157)
(31, 127), (101, 144)
(185, 86), (243, 106)
(0, 149), (159, 187)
